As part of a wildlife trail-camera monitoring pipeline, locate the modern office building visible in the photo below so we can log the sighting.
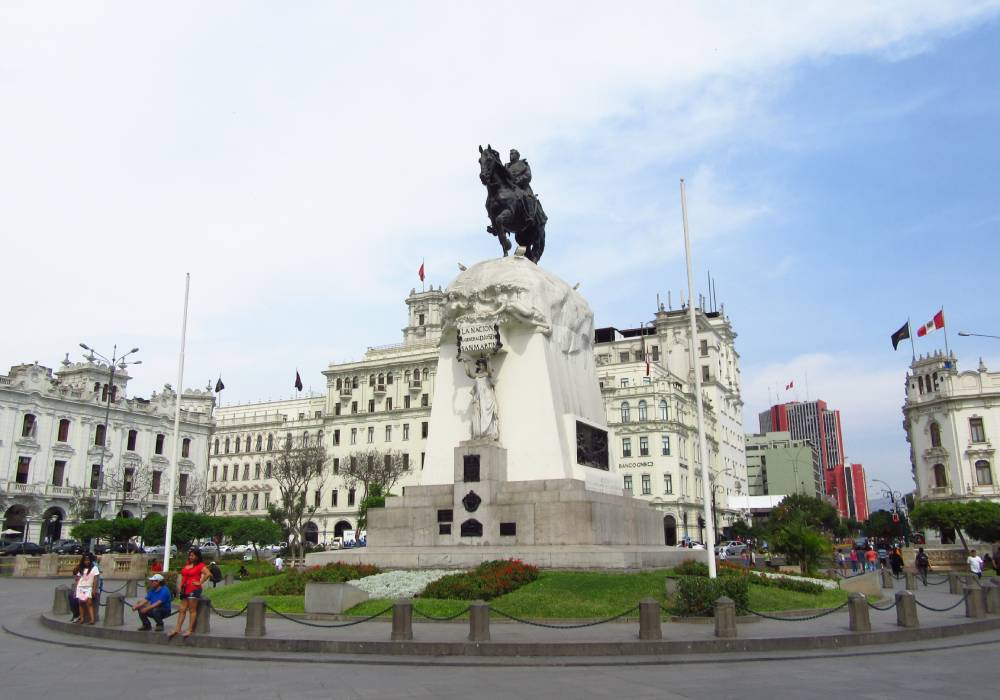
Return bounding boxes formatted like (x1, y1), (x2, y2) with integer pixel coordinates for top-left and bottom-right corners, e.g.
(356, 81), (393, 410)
(744, 431), (822, 498)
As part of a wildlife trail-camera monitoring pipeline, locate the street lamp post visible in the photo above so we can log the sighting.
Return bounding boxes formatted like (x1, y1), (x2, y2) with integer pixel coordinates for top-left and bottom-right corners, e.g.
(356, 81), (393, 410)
(958, 331), (1000, 340)
(79, 344), (140, 528)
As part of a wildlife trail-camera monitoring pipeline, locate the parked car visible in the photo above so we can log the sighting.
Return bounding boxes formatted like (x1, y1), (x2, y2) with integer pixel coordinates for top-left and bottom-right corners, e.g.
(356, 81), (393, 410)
(144, 545), (178, 555)
(1, 542), (45, 556)
(715, 541), (748, 556)
(51, 539), (83, 554)
(111, 542), (145, 554)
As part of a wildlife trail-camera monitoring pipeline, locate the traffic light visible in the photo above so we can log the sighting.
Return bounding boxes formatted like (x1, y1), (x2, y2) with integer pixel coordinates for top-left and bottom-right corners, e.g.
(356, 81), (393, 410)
(892, 511), (900, 524)
(697, 516), (705, 529)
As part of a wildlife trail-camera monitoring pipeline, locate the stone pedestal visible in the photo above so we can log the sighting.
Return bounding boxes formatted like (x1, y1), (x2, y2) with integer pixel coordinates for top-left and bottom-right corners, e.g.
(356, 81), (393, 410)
(895, 591), (918, 628)
(638, 598), (662, 640)
(848, 593), (871, 632)
(714, 597), (737, 638)
(304, 583), (370, 614)
(245, 598), (266, 637)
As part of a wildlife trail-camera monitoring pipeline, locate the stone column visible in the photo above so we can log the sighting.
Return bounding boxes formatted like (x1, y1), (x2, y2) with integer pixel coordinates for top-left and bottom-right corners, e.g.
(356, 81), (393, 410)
(948, 572), (963, 595)
(904, 572), (917, 591)
(103, 593), (124, 627)
(52, 585), (71, 615)
(964, 586), (985, 619)
(391, 599), (413, 641)
(468, 601), (490, 642)
(895, 591), (918, 628)
(195, 597), (212, 633)
(880, 569), (894, 589)
(848, 593), (871, 632)
(714, 596), (737, 639)
(224, 574), (234, 586)
(638, 597), (662, 640)
(985, 580), (1000, 615)
(245, 597), (266, 637)
(125, 579), (138, 597)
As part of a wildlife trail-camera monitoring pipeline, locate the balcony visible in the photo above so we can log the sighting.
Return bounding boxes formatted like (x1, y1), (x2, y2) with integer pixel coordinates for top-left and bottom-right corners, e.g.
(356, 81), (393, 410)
(0, 480), (42, 496)
(408, 380), (422, 391)
(44, 484), (77, 497)
(374, 383), (387, 395)
(339, 386), (354, 398)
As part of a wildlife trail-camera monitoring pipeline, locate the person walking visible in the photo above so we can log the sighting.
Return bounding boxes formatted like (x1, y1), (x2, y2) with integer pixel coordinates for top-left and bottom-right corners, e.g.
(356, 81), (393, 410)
(132, 574), (172, 631)
(208, 561), (223, 588)
(915, 547), (930, 585)
(169, 547), (210, 640)
(849, 548), (859, 574)
(274, 555), (284, 572)
(968, 549), (984, 580)
(890, 547), (904, 577)
(836, 549), (847, 576)
(74, 553), (99, 625)
(865, 547), (878, 572)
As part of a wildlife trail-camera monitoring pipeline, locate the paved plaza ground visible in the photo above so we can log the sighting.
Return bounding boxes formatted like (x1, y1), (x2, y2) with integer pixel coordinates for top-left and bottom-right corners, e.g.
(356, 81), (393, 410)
(2, 576), (998, 699)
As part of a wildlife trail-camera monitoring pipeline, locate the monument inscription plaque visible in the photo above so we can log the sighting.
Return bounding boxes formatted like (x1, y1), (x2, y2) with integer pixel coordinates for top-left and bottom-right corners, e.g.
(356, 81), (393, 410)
(576, 421), (609, 470)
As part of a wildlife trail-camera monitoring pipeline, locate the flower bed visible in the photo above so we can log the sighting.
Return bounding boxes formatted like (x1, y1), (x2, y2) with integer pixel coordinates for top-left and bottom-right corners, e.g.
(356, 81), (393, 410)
(348, 569), (453, 599)
(263, 562), (381, 595)
(419, 559), (540, 601)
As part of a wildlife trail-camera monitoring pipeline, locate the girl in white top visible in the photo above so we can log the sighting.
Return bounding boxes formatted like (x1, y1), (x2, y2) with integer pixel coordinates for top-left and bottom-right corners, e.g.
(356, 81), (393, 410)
(74, 553), (100, 625)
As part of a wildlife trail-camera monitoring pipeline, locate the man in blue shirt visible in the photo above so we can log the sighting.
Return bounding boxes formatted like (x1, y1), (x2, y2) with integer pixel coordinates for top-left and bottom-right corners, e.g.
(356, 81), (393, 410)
(132, 574), (172, 631)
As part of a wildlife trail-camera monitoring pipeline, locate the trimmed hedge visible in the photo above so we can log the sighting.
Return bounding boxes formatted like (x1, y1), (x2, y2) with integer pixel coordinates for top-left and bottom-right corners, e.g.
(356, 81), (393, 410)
(670, 575), (750, 616)
(672, 559), (710, 577)
(262, 562), (380, 595)
(419, 560), (539, 600)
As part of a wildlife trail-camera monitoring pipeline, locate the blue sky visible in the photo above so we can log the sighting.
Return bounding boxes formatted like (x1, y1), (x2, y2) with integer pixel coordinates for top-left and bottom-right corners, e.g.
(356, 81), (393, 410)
(2, 2), (998, 495)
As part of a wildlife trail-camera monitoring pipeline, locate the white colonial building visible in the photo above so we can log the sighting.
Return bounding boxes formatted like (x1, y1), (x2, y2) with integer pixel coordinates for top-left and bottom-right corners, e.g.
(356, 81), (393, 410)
(0, 356), (215, 544)
(594, 304), (747, 545)
(903, 351), (1000, 509)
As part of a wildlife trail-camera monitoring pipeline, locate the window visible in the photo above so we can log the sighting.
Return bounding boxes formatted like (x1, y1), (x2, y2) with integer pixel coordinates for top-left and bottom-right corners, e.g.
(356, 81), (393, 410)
(214, 438), (220, 455)
(623, 475), (633, 492)
(302, 431), (310, 447)
(421, 421), (429, 439)
(314, 490), (321, 508)
(700, 339), (708, 356)
(403, 453), (410, 470)
(127, 429), (138, 451)
(419, 312), (425, 325)
(620, 402), (631, 423)
(333, 458), (340, 474)
(335, 403), (341, 416)
(230, 494), (237, 510)
(932, 463), (947, 488)
(351, 401), (358, 414)
(638, 400), (647, 422)
(421, 394), (429, 407)
(664, 474), (673, 494)
(651, 345), (659, 361)
(643, 376), (651, 385)
(267, 434), (274, 451)
(702, 365), (710, 382)
(235, 436), (241, 452)
(256, 435), (263, 451)
(155, 433), (165, 455)
(57, 419), (70, 442)
(217, 495), (224, 512)
(620, 378), (629, 388)
(329, 429), (339, 446)
(368, 399), (375, 413)
(976, 460), (993, 486)
(661, 435), (671, 456)
(404, 395), (411, 409)
(238, 494), (247, 511)
(620, 351), (630, 363)
(970, 417), (986, 443)
(212, 465), (218, 481)
(95, 424), (107, 447)
(639, 436), (649, 456)
(413, 369), (421, 381)
(265, 462), (272, 478)
(641, 474), (651, 495)
(350, 428), (357, 445)
(659, 400), (668, 421)
(315, 410), (322, 419)
(622, 437), (632, 457)
(348, 488), (356, 507)
(224, 437), (230, 454)
(52, 460), (66, 487)
(178, 473), (189, 497)
(386, 397), (393, 411)
(929, 422), (942, 447)
(285, 432), (292, 448)
(124, 467), (135, 493)
(243, 464), (250, 480)
(369, 374), (375, 387)
(252, 494), (259, 510)
(331, 490), (338, 507)
(264, 493), (270, 508)
(90, 464), (100, 489)
(182, 438), (191, 458)
(352, 376), (359, 389)
(403, 423), (410, 440)
(385, 425), (392, 442)
(255, 464), (261, 479)
(222, 464), (228, 480)
(147, 469), (160, 494)
(367, 426), (375, 444)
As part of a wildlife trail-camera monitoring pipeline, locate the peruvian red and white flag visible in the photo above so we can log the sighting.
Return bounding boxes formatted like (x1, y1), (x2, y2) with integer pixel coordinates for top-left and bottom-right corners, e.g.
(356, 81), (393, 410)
(917, 309), (945, 337)
(785, 380), (794, 391)
(418, 260), (425, 282)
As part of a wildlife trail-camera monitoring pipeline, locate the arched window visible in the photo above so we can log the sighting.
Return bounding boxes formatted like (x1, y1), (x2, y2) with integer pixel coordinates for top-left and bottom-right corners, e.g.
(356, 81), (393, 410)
(405, 370), (411, 381)
(256, 434), (263, 451)
(95, 424), (107, 447)
(932, 463), (947, 488)
(387, 373), (393, 385)
(386, 397), (393, 411)
(414, 369), (421, 381)
(302, 431), (309, 447)
(21, 414), (36, 438)
(976, 460), (993, 486)
(369, 374), (375, 386)
(659, 400), (668, 421)
(317, 430), (324, 445)
(267, 434), (274, 451)
(378, 373), (384, 385)
(352, 376), (359, 389)
(235, 436), (241, 453)
(181, 438), (191, 458)
(930, 421), (942, 448)
(224, 437), (230, 454)
(638, 400), (648, 422)
(620, 402), (631, 423)
(918, 376), (925, 394)
(101, 384), (109, 402)
(285, 432), (292, 449)
(336, 378), (342, 389)
(214, 438), (220, 455)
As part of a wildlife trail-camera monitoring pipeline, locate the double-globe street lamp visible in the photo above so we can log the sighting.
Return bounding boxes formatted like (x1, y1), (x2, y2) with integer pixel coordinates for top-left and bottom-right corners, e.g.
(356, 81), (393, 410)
(958, 331), (1000, 340)
(79, 343), (140, 523)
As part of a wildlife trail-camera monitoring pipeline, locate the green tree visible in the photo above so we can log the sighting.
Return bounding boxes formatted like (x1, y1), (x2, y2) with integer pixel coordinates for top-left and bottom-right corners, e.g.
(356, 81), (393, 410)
(910, 501), (977, 551)
(357, 484), (393, 531)
(140, 512), (212, 551)
(770, 494), (841, 532)
(773, 521), (830, 574)
(70, 519), (112, 544)
(224, 517), (284, 560)
(864, 510), (898, 539)
(960, 501), (1000, 543)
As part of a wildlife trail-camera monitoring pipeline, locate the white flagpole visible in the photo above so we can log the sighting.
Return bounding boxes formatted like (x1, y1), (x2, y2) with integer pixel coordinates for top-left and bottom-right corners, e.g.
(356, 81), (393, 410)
(680, 179), (716, 578)
(163, 273), (191, 572)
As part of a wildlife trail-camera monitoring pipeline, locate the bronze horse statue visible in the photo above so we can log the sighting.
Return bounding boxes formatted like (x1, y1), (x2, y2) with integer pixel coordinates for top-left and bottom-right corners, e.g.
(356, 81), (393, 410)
(479, 144), (547, 263)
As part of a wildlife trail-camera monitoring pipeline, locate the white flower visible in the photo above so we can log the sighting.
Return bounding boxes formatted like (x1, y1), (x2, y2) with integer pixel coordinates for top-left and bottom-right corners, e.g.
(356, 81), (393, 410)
(348, 569), (453, 599)
(757, 570), (839, 589)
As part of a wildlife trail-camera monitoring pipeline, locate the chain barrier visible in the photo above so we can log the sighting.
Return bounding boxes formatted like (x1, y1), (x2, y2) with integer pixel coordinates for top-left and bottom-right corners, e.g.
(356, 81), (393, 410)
(923, 575), (949, 586)
(412, 606), (470, 621)
(747, 599), (851, 621)
(866, 599), (898, 611)
(211, 605), (248, 619)
(914, 592), (969, 612)
(489, 605), (639, 629)
(99, 581), (128, 594)
(264, 604), (394, 628)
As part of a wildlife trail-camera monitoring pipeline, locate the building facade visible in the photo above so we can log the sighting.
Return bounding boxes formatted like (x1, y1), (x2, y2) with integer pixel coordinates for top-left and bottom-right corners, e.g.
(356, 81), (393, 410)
(744, 431), (822, 498)
(903, 351), (1000, 509)
(0, 357), (215, 543)
(827, 461), (869, 521)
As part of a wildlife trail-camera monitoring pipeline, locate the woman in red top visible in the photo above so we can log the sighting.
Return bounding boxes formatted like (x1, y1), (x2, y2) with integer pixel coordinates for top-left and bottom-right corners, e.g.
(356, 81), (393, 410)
(169, 547), (210, 639)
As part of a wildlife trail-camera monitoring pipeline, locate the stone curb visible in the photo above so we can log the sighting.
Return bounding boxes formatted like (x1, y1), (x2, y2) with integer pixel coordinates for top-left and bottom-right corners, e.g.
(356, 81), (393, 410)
(39, 611), (1000, 658)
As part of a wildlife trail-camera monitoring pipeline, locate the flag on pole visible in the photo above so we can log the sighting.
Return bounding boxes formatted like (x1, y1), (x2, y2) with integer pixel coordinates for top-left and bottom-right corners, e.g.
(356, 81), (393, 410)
(418, 260), (425, 282)
(916, 310), (945, 337)
(890, 322), (910, 350)
(294, 371), (303, 392)
(785, 381), (794, 391)
(214, 377), (225, 392)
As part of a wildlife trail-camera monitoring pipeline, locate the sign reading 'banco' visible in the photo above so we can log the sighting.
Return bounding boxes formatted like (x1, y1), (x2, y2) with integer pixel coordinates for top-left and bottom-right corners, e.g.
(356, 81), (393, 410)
(456, 318), (502, 358)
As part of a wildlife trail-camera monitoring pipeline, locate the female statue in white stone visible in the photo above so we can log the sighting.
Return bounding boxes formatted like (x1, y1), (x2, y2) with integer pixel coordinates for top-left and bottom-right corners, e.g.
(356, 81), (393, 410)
(465, 357), (499, 441)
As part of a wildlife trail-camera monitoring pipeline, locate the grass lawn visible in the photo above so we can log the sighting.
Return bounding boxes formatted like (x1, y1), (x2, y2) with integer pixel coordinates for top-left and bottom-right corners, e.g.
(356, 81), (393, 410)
(207, 568), (851, 618)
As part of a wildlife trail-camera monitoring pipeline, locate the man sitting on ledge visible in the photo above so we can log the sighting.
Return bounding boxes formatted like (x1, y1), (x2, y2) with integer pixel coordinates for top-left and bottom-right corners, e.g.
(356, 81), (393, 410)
(132, 573), (172, 631)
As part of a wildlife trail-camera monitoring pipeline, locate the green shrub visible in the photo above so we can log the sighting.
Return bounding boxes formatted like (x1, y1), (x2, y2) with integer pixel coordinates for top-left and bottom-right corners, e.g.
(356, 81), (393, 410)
(160, 570), (179, 597)
(419, 559), (539, 600)
(262, 562), (380, 595)
(672, 559), (710, 577)
(670, 575), (750, 616)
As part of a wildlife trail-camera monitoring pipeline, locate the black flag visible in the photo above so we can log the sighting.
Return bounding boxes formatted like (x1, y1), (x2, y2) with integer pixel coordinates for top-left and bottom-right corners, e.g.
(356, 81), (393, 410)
(891, 322), (910, 350)
(214, 377), (225, 392)
(294, 371), (303, 391)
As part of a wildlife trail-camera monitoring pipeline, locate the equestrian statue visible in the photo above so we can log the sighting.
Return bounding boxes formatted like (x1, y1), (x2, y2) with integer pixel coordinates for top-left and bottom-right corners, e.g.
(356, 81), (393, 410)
(478, 145), (548, 264)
